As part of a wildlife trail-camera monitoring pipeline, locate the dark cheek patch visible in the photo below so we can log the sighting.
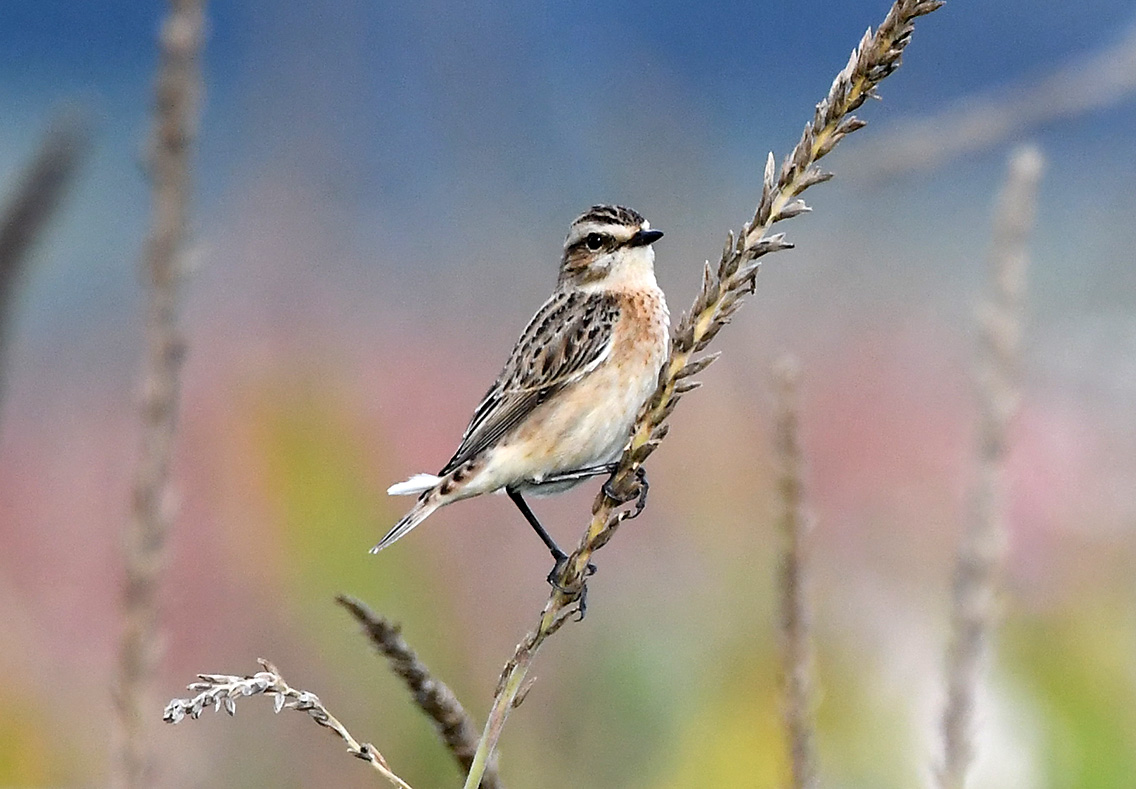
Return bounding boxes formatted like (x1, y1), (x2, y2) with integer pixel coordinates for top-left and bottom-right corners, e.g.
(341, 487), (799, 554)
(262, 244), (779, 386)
(565, 246), (591, 271)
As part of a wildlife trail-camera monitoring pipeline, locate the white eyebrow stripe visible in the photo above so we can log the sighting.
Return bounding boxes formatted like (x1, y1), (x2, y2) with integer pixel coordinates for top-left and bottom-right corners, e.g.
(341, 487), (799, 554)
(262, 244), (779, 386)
(565, 221), (635, 246)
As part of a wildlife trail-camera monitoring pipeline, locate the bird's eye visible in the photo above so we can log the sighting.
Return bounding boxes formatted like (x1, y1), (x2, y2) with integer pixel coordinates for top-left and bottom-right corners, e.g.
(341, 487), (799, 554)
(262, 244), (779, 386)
(585, 233), (605, 251)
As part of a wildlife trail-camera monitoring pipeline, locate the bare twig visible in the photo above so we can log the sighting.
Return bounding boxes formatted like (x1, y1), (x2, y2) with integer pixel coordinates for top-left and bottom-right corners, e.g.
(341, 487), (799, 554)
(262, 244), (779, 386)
(114, 2), (205, 787)
(336, 595), (504, 789)
(164, 659), (415, 789)
(937, 145), (1043, 789)
(772, 357), (818, 789)
(463, 3), (945, 786)
(0, 115), (88, 414)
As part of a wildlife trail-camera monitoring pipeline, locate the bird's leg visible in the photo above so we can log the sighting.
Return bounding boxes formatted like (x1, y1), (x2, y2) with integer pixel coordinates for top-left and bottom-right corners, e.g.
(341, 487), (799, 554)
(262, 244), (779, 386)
(602, 466), (649, 519)
(507, 486), (565, 559)
(506, 486), (596, 589)
(535, 462), (619, 486)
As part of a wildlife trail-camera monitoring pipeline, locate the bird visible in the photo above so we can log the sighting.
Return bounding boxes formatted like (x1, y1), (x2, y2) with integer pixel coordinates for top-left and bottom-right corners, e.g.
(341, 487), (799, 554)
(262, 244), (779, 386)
(373, 205), (669, 582)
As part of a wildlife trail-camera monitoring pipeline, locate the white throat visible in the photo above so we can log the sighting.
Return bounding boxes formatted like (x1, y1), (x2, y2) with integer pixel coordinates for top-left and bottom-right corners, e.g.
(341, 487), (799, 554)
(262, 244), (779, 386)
(580, 245), (658, 293)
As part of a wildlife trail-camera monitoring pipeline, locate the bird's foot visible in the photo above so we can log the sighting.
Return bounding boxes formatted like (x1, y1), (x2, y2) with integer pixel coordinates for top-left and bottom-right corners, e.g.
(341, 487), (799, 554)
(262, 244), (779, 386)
(546, 551), (596, 620)
(546, 551), (597, 588)
(602, 466), (649, 519)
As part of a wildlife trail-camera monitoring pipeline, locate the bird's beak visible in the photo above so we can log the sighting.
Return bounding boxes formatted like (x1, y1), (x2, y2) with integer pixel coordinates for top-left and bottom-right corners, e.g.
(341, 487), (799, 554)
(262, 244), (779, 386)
(628, 228), (664, 247)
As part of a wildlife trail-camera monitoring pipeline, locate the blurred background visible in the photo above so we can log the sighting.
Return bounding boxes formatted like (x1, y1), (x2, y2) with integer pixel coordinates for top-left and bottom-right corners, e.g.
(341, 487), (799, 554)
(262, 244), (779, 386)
(2, 0), (1135, 786)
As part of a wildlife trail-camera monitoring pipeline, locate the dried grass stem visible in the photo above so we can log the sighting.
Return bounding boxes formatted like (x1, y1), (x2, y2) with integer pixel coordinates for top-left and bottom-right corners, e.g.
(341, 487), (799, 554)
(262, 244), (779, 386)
(164, 659), (415, 789)
(0, 116), (87, 413)
(462, 3), (944, 787)
(937, 145), (1043, 789)
(336, 595), (504, 789)
(773, 358), (818, 789)
(114, 2), (205, 786)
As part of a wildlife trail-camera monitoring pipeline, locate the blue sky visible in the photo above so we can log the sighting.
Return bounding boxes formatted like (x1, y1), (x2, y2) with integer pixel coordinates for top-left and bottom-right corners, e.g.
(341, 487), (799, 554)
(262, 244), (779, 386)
(2, 0), (1136, 356)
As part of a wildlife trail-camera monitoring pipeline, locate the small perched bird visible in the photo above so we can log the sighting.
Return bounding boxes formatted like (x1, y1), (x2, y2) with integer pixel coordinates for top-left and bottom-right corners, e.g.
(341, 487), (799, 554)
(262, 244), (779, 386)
(374, 205), (669, 580)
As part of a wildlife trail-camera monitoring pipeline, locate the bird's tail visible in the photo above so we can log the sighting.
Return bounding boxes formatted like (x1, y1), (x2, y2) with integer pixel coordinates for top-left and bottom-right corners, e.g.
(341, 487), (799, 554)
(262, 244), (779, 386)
(372, 471), (448, 553)
(387, 473), (442, 496)
(371, 496), (442, 553)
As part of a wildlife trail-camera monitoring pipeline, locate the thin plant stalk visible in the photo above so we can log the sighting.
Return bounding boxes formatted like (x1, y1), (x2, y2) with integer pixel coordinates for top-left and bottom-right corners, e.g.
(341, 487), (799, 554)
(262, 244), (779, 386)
(463, 2), (944, 786)
(114, 2), (205, 787)
(0, 116), (87, 417)
(164, 659), (415, 789)
(937, 145), (1043, 789)
(336, 595), (504, 789)
(773, 357), (818, 789)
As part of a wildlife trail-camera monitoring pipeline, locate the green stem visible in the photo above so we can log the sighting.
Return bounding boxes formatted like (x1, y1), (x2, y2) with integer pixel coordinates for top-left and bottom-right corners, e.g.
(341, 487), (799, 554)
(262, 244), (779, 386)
(463, 647), (535, 789)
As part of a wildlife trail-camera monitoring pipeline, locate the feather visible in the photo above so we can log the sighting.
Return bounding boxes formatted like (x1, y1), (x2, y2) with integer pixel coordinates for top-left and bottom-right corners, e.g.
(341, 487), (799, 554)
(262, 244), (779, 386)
(387, 473), (442, 496)
(371, 497), (441, 552)
(439, 290), (620, 475)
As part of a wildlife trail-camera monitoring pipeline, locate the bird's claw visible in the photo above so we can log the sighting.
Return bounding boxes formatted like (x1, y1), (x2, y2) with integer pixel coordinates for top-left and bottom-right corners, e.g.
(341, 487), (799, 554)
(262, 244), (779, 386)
(546, 552), (596, 620)
(602, 466), (649, 519)
(546, 553), (596, 588)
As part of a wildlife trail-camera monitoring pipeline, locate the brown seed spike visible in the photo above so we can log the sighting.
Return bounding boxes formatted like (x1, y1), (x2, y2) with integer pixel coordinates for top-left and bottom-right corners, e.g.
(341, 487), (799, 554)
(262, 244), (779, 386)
(459, 5), (947, 785)
(678, 353), (721, 379)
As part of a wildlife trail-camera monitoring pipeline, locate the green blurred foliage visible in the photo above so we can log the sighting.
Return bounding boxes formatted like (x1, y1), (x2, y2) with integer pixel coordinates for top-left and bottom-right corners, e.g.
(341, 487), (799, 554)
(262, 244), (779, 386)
(657, 648), (787, 788)
(1003, 607), (1136, 789)
(0, 693), (55, 785)
(815, 643), (922, 788)
(249, 383), (476, 788)
(557, 632), (688, 787)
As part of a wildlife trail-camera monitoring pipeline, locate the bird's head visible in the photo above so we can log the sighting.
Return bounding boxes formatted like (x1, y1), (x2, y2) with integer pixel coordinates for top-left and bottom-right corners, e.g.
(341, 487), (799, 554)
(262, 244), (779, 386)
(559, 204), (663, 290)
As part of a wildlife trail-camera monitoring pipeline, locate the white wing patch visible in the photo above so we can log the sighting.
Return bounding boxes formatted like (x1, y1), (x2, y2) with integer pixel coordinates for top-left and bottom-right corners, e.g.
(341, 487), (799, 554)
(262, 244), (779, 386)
(387, 473), (442, 496)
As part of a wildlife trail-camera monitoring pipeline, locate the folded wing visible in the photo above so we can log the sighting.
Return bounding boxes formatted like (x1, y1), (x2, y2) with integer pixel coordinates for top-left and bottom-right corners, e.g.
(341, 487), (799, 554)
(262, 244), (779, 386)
(439, 290), (620, 475)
